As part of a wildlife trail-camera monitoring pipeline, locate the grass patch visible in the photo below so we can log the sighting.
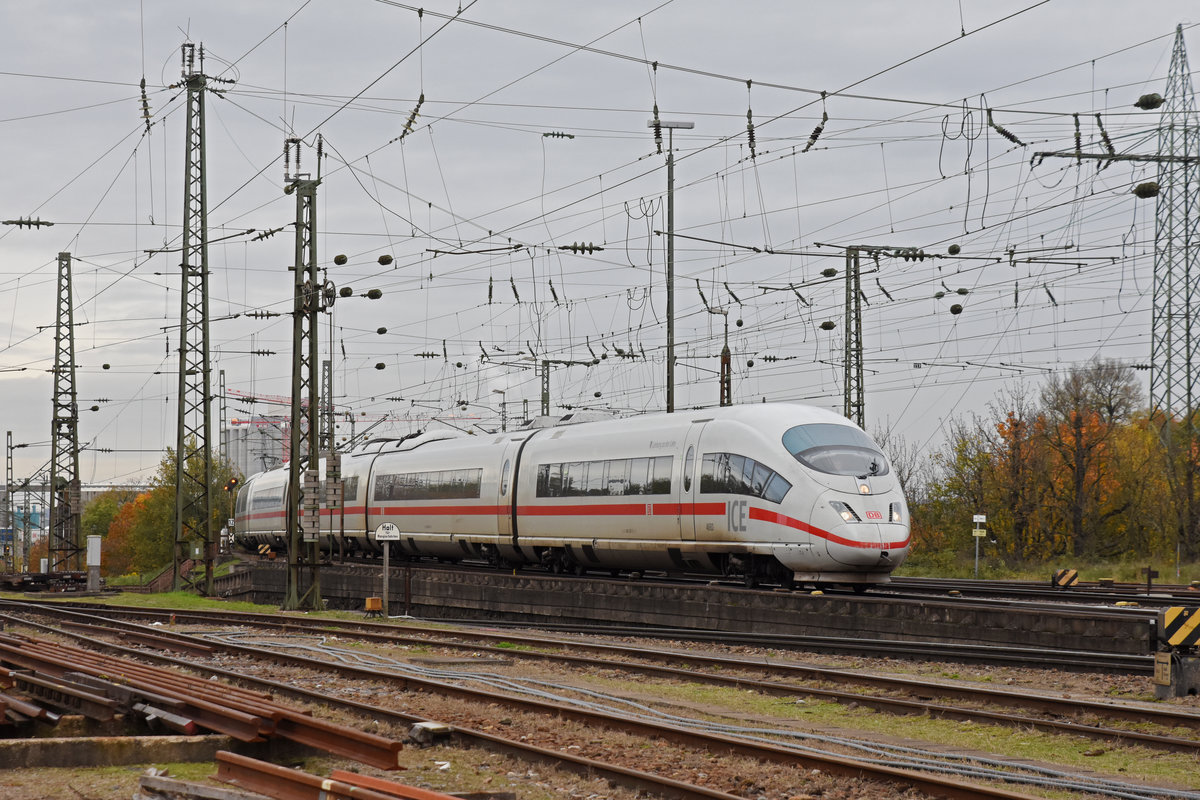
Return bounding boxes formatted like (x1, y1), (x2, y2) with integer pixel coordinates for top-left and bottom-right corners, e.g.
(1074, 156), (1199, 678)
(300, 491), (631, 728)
(585, 677), (1198, 789)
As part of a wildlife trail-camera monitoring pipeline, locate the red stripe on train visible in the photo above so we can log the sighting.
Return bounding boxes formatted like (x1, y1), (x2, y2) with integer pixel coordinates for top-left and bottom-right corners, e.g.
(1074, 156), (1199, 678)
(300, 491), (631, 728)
(749, 507), (909, 549)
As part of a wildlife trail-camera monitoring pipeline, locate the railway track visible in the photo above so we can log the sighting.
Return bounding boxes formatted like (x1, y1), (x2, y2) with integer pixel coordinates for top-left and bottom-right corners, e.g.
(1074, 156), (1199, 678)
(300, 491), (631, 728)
(885, 576), (1200, 608)
(8, 596), (1155, 673)
(2, 600), (1197, 799)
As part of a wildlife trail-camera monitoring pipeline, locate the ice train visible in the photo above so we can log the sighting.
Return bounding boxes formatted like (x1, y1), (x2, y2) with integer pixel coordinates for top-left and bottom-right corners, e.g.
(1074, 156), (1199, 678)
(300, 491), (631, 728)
(233, 403), (910, 588)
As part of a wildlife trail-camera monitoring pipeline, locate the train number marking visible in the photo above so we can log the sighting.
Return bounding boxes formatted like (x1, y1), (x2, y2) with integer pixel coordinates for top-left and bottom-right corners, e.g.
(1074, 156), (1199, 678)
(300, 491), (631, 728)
(727, 500), (748, 533)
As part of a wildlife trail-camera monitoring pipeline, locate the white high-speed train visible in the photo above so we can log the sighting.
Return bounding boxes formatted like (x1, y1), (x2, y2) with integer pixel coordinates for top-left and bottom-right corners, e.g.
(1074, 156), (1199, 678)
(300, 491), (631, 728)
(233, 403), (910, 588)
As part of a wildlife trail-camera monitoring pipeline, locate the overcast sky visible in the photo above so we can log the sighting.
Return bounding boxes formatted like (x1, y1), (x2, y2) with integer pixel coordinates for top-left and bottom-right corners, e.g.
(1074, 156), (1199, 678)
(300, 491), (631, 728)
(0, 0), (1196, 485)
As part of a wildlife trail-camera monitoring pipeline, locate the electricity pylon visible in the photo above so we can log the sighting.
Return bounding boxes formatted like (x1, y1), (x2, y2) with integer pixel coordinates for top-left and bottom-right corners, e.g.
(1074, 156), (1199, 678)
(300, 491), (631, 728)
(1151, 25), (1200, 559)
(173, 43), (219, 594)
(48, 252), (82, 573)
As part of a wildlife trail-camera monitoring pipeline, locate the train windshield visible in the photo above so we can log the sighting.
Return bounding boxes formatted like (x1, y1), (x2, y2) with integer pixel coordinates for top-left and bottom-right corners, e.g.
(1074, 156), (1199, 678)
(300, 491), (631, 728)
(782, 423), (889, 477)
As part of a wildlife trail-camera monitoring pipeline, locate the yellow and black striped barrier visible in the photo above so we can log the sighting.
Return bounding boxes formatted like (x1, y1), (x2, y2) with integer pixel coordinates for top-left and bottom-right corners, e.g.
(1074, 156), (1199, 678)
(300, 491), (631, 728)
(1159, 607), (1200, 649)
(258, 544), (272, 556)
(1051, 568), (1079, 588)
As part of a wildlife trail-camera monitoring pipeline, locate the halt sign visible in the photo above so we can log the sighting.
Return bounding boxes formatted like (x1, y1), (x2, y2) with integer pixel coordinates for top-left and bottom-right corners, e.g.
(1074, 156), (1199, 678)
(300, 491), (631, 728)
(374, 522), (401, 541)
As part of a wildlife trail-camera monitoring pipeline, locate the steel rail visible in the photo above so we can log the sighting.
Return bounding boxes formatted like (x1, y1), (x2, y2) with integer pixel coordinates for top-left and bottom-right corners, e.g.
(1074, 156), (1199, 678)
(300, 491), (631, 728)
(0, 605), (1149, 800)
(4, 600), (1185, 744)
(0, 606), (1056, 800)
(8, 598), (1154, 673)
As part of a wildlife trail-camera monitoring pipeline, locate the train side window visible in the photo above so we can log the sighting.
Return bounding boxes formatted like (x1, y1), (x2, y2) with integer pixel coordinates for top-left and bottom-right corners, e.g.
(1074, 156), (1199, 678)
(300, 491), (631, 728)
(587, 460), (608, 495)
(628, 458), (649, 494)
(564, 462), (585, 496)
(607, 459), (630, 495)
(683, 446), (694, 492)
(763, 472), (792, 503)
(751, 461), (771, 495)
(501, 459), (511, 496)
(726, 454), (747, 493)
(343, 476), (359, 502)
(650, 456), (673, 494)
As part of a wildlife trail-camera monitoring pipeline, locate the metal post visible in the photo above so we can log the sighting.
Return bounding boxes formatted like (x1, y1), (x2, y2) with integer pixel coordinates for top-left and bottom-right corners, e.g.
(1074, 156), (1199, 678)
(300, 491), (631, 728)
(49, 252), (82, 574)
(3, 432), (12, 573)
(174, 43), (215, 595)
(283, 136), (323, 612)
(974, 535), (980, 578)
(843, 248), (864, 428)
(381, 543), (390, 617)
(666, 130), (675, 414)
(648, 119), (693, 413)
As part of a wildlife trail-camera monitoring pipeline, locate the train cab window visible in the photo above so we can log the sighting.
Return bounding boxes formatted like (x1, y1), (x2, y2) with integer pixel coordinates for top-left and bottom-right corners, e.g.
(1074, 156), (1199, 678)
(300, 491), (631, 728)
(683, 446), (694, 492)
(500, 459), (511, 495)
(782, 423), (889, 477)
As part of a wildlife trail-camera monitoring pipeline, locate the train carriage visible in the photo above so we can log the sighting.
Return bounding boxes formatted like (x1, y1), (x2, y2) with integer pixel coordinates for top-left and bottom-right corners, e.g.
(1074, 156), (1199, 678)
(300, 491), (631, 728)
(233, 402), (910, 589)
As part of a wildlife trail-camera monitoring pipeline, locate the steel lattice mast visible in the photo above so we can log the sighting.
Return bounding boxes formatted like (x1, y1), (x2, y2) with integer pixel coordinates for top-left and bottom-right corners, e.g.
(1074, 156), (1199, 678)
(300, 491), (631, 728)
(173, 43), (215, 594)
(843, 248), (865, 428)
(283, 137), (324, 611)
(3, 431), (13, 573)
(48, 252), (82, 573)
(1151, 25), (1200, 559)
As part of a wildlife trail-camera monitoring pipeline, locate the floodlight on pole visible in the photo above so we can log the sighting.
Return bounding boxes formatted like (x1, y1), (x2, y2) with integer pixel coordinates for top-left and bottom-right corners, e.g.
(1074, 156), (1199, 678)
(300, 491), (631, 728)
(646, 118), (694, 413)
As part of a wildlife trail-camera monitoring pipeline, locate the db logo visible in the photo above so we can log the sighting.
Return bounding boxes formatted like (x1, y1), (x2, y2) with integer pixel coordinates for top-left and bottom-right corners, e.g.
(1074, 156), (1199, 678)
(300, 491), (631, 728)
(865, 510), (883, 520)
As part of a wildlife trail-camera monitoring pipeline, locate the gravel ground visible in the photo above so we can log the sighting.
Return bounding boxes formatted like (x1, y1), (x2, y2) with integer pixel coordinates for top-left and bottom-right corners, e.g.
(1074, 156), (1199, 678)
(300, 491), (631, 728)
(1, 622), (1196, 800)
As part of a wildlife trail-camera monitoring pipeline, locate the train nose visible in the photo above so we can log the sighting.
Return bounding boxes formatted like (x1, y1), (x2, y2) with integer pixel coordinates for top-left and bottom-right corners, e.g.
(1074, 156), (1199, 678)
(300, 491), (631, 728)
(825, 521), (890, 566)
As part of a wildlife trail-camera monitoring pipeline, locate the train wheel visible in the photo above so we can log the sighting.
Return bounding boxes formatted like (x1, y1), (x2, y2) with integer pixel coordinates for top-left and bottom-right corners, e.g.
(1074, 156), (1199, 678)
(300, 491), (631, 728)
(851, 583), (870, 594)
(743, 572), (757, 589)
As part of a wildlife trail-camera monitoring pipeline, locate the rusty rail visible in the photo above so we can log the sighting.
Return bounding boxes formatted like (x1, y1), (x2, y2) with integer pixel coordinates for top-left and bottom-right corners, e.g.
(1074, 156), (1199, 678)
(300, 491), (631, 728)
(216, 751), (436, 800)
(0, 630), (404, 770)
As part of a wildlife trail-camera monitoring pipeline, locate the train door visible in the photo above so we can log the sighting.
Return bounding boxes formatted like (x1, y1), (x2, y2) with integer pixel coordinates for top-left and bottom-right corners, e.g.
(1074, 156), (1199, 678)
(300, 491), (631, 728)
(495, 437), (523, 541)
(676, 421), (708, 540)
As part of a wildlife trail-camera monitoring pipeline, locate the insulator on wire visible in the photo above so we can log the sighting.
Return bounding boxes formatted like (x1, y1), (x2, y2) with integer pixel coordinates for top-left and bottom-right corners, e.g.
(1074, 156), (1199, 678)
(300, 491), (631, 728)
(724, 282), (741, 304)
(398, 94), (425, 143)
(549, 278), (559, 305)
(875, 277), (894, 302)
(803, 93), (828, 153)
(510, 276), (520, 302)
(1095, 113), (1116, 171)
(746, 111), (757, 160)
(1080, 112), (1089, 164)
(652, 103), (663, 154)
(139, 77), (152, 133)
(558, 241), (603, 254)
(542, 131), (575, 139)
(443, 340), (448, 360)
(986, 108), (1024, 146)
(1044, 285), (1058, 306)
(488, 275), (493, 304)
(695, 279), (709, 309)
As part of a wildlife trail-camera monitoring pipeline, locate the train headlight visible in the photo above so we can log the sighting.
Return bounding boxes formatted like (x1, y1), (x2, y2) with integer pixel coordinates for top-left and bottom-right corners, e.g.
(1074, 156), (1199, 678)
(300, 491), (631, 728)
(858, 482), (871, 495)
(889, 502), (903, 523)
(829, 500), (860, 523)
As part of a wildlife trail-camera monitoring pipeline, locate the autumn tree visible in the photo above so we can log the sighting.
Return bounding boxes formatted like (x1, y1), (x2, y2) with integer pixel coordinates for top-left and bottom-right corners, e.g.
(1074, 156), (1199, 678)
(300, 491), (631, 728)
(1037, 359), (1141, 557)
(96, 443), (241, 579)
(981, 386), (1049, 561)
